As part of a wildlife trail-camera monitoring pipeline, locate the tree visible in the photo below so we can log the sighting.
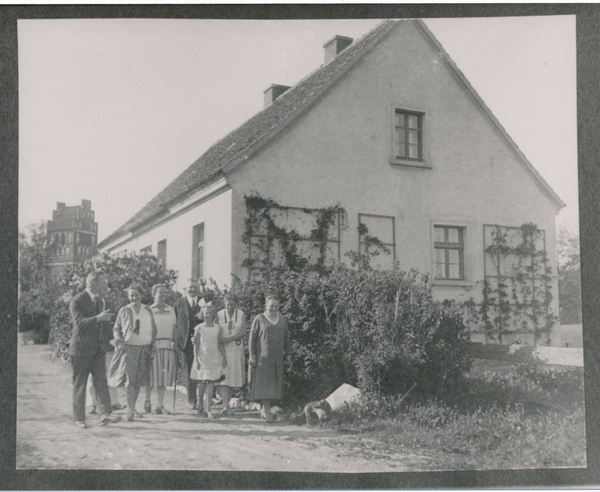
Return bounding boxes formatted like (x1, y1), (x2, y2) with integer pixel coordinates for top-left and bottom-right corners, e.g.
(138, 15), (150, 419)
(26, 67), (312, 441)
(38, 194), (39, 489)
(557, 225), (581, 324)
(18, 221), (58, 342)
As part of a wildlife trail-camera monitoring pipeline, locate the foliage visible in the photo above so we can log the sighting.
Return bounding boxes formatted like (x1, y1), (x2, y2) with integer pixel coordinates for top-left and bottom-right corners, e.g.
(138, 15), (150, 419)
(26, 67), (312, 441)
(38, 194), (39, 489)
(18, 221), (57, 342)
(48, 252), (178, 345)
(556, 226), (582, 324)
(242, 193), (347, 274)
(462, 223), (558, 344)
(228, 253), (472, 406)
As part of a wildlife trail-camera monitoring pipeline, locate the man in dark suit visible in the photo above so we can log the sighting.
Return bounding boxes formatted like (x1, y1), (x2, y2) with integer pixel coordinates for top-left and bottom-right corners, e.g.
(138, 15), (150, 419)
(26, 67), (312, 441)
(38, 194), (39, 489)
(69, 269), (121, 428)
(174, 278), (205, 411)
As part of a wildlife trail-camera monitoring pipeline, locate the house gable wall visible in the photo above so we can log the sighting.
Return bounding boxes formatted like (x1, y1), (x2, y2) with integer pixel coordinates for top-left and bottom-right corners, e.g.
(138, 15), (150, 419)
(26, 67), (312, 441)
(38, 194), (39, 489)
(227, 21), (560, 339)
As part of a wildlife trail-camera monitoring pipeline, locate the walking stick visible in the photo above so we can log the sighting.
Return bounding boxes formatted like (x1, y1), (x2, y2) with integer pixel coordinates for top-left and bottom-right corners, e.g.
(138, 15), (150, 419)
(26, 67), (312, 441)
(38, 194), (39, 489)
(173, 342), (179, 413)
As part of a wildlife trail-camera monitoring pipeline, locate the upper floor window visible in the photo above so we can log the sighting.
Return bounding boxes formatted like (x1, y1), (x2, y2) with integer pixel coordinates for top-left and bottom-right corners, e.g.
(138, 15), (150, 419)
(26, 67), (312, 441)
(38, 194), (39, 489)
(434, 225), (464, 280)
(395, 109), (423, 161)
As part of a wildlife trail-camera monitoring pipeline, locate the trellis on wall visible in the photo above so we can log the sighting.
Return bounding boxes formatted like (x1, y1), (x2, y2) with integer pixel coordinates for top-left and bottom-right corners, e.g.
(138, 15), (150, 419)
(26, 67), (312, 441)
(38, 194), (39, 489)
(242, 194), (346, 275)
(463, 223), (557, 345)
(357, 213), (396, 270)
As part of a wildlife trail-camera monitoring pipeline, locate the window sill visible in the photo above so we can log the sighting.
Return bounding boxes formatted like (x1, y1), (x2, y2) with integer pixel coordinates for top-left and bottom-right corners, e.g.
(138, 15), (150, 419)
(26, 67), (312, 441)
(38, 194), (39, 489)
(390, 158), (431, 169)
(432, 279), (475, 289)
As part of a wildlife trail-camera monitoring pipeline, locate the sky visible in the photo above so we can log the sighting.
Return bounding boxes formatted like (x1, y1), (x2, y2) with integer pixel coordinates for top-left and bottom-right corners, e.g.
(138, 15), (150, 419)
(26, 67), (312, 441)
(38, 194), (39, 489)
(18, 16), (578, 242)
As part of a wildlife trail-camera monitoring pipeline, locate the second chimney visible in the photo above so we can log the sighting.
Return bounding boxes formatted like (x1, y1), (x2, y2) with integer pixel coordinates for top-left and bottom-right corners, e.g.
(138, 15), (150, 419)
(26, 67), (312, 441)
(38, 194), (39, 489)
(263, 84), (291, 108)
(323, 35), (353, 64)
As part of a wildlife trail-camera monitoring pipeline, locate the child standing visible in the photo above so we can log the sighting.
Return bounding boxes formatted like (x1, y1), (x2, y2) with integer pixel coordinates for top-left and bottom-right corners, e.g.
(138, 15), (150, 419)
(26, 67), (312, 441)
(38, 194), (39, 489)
(189, 304), (227, 418)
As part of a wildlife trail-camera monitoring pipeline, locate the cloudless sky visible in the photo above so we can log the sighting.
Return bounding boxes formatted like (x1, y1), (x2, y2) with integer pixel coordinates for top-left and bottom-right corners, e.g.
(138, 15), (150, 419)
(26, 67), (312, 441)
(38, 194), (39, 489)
(18, 16), (577, 242)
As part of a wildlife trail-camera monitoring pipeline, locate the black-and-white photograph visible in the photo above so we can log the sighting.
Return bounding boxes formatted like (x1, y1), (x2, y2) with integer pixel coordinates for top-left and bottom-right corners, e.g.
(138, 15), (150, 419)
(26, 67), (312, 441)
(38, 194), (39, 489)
(15, 12), (585, 477)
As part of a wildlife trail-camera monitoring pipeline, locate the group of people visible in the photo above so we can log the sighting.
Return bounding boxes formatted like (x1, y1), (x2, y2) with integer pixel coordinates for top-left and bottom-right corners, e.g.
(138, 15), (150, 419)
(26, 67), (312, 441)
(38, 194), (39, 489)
(69, 270), (291, 428)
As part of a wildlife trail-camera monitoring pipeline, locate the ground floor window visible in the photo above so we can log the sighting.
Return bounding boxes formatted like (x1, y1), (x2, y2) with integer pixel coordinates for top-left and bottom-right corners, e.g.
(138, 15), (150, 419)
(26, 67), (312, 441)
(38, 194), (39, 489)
(434, 225), (464, 280)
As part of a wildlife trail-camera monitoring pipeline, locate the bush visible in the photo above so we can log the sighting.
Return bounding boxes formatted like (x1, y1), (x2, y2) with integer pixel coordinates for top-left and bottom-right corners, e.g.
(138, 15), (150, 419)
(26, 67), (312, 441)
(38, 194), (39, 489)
(49, 252), (178, 345)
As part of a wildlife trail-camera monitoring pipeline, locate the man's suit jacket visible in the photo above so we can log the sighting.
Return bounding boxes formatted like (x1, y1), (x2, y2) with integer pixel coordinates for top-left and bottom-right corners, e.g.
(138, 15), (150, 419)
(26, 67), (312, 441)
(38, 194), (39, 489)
(173, 297), (203, 351)
(69, 290), (112, 358)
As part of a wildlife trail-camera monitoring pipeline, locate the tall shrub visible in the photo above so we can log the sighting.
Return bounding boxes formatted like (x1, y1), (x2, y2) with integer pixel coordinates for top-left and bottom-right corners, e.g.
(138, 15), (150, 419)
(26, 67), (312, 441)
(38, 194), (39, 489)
(49, 252), (178, 344)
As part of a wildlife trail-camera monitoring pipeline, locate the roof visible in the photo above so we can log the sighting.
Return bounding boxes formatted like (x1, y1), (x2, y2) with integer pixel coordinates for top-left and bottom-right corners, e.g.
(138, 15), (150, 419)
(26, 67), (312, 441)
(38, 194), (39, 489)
(98, 19), (398, 248)
(99, 19), (564, 249)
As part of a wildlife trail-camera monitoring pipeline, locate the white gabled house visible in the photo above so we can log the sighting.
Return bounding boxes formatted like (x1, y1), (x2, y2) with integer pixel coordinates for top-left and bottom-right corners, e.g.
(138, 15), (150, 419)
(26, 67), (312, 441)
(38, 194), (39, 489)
(98, 20), (565, 346)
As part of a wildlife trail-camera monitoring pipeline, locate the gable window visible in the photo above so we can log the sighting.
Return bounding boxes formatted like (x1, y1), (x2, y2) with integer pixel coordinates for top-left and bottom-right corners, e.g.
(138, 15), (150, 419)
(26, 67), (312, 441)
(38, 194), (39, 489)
(192, 223), (205, 280)
(395, 109), (423, 161)
(434, 225), (464, 280)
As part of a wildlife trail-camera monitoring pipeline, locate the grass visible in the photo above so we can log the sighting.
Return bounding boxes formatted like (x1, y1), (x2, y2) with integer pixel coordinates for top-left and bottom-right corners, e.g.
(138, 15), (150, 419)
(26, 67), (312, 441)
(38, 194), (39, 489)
(328, 362), (586, 470)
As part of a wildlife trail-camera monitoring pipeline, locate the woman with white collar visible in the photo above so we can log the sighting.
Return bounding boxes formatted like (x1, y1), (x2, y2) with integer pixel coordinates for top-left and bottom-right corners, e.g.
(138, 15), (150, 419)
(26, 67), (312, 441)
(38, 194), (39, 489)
(215, 293), (247, 416)
(248, 294), (291, 422)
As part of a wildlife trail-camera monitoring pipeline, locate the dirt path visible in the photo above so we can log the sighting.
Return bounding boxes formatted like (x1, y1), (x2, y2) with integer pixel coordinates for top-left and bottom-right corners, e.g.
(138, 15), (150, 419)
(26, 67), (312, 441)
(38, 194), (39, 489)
(17, 344), (426, 471)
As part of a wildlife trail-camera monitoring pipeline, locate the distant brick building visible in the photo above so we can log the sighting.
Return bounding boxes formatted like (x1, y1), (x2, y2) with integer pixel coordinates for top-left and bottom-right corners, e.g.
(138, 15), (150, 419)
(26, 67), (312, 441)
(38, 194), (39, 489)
(47, 199), (98, 274)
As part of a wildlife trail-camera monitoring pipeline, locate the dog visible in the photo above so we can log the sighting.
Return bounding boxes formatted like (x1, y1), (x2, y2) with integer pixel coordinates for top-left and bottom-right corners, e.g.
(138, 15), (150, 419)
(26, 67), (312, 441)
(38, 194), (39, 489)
(292, 399), (332, 426)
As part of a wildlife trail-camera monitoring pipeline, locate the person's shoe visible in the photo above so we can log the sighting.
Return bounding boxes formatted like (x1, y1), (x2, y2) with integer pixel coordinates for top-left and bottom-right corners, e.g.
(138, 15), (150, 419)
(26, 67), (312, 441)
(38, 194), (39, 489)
(155, 407), (163, 415)
(99, 413), (122, 424)
(125, 413), (134, 422)
(87, 405), (97, 415)
(134, 410), (145, 418)
(221, 407), (231, 416)
(112, 403), (126, 411)
(75, 421), (88, 429)
(207, 411), (216, 419)
(144, 400), (152, 413)
(189, 402), (197, 410)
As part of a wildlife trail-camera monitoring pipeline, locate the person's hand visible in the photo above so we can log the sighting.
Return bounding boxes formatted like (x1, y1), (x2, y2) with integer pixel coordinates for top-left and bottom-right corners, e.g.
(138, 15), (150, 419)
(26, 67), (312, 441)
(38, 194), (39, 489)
(248, 357), (256, 367)
(196, 360), (201, 370)
(97, 310), (114, 322)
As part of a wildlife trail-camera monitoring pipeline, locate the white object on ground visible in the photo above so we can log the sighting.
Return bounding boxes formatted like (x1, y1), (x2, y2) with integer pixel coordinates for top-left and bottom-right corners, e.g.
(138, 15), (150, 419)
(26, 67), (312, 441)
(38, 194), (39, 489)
(325, 383), (361, 411)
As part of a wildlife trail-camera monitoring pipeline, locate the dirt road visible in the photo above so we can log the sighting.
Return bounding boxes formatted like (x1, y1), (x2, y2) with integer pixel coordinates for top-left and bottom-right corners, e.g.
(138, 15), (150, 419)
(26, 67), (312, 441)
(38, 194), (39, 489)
(17, 344), (425, 471)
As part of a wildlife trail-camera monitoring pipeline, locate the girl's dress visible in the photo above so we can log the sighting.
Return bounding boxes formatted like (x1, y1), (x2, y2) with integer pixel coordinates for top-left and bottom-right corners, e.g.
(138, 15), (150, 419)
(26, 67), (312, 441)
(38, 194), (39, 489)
(108, 304), (157, 388)
(150, 303), (177, 387)
(216, 308), (246, 388)
(248, 313), (291, 401)
(189, 322), (224, 383)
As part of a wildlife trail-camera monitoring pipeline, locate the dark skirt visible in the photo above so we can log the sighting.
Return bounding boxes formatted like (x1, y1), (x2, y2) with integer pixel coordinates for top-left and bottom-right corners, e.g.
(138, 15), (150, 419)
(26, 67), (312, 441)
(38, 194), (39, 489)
(108, 344), (152, 388)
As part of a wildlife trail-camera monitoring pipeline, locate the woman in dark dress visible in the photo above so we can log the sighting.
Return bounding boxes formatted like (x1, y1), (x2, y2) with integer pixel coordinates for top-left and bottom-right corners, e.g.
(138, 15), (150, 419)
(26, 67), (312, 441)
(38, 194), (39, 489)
(248, 294), (291, 422)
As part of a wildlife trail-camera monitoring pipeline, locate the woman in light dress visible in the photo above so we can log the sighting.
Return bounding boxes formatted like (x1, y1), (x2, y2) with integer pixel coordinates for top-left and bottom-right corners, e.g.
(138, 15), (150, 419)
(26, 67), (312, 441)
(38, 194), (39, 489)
(143, 283), (177, 415)
(108, 283), (157, 422)
(248, 294), (291, 422)
(216, 293), (247, 416)
(189, 304), (227, 418)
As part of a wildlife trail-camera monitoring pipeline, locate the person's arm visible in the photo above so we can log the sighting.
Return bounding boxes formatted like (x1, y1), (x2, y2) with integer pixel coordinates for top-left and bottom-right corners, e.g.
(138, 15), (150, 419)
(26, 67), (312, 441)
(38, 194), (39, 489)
(219, 342), (227, 368)
(193, 326), (201, 370)
(248, 316), (260, 367)
(219, 312), (248, 344)
(284, 318), (292, 365)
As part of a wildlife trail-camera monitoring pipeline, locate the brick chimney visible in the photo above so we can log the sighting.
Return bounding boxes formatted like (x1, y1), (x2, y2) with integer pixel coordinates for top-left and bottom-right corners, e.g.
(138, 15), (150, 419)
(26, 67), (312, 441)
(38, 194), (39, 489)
(263, 84), (291, 108)
(323, 35), (353, 64)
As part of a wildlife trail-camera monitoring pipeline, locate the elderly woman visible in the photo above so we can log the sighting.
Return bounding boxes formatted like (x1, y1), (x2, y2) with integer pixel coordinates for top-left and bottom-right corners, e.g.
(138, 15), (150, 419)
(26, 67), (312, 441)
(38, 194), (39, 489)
(216, 293), (247, 416)
(142, 284), (177, 415)
(108, 282), (157, 422)
(248, 294), (291, 422)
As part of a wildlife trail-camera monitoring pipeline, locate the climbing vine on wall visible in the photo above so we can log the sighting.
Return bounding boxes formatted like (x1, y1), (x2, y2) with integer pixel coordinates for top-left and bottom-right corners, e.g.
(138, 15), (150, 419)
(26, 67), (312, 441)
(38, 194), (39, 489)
(242, 193), (347, 275)
(357, 221), (392, 256)
(462, 223), (558, 345)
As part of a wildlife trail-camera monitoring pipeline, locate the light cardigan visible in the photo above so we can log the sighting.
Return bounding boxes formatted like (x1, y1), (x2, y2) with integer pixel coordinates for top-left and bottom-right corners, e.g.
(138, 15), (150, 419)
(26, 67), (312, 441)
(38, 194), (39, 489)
(113, 304), (157, 347)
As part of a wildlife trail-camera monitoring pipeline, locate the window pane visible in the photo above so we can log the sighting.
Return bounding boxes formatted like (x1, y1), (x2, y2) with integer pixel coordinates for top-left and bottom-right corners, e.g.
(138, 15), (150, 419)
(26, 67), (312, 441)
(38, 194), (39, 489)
(449, 264), (460, 279)
(408, 115), (419, 128)
(408, 130), (419, 144)
(434, 227), (445, 243)
(396, 143), (406, 158)
(408, 144), (419, 159)
(448, 249), (460, 264)
(397, 129), (405, 143)
(395, 113), (404, 127)
(447, 228), (459, 243)
(435, 248), (445, 263)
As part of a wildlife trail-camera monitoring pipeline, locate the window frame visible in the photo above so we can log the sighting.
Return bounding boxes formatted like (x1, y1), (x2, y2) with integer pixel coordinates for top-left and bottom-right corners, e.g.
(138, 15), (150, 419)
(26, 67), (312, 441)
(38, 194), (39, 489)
(390, 105), (430, 169)
(434, 225), (465, 280)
